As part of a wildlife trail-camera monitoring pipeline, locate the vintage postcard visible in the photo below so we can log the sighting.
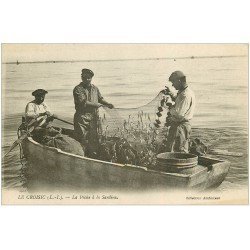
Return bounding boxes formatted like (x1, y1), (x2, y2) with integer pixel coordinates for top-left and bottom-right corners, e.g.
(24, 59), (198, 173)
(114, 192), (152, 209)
(1, 44), (248, 204)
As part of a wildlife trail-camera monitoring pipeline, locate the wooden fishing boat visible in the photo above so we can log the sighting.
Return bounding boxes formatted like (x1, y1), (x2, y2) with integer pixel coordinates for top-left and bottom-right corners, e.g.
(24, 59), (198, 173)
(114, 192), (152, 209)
(21, 127), (230, 191)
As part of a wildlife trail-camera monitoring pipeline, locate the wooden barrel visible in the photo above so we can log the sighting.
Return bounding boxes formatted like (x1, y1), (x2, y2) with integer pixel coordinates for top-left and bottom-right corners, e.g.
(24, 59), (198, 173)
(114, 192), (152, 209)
(156, 152), (198, 172)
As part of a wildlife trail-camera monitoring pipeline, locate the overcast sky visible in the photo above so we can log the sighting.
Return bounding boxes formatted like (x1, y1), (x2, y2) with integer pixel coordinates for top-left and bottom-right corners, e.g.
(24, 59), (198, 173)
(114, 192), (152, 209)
(2, 44), (248, 63)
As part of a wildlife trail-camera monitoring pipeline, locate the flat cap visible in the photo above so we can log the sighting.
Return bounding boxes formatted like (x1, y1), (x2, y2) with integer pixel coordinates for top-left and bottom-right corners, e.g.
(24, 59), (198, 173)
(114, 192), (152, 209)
(32, 89), (48, 96)
(169, 71), (186, 81)
(81, 68), (94, 77)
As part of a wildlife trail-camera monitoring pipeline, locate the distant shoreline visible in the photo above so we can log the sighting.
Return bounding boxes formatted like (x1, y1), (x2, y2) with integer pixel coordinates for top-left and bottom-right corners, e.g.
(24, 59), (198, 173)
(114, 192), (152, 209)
(2, 55), (247, 65)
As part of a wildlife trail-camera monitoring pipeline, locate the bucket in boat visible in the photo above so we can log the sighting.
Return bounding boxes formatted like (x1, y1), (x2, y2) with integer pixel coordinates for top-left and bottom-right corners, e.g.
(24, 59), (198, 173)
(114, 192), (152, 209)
(156, 152), (198, 172)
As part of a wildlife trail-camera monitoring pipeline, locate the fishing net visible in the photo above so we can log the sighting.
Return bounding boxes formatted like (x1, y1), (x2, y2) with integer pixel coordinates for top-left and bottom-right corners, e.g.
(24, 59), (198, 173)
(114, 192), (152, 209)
(99, 91), (173, 135)
(97, 90), (174, 167)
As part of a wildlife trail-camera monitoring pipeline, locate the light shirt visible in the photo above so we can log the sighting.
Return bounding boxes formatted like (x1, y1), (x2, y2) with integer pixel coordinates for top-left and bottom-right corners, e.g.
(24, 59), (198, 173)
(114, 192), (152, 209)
(169, 87), (195, 122)
(25, 101), (51, 126)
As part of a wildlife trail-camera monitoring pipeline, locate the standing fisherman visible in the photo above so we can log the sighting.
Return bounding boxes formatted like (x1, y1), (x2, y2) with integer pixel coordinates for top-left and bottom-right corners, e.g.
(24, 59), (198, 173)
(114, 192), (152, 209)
(164, 71), (195, 153)
(73, 69), (114, 156)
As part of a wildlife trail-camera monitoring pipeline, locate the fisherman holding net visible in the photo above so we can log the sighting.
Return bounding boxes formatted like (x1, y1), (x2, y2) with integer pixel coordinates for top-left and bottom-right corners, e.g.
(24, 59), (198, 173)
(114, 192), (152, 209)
(73, 68), (114, 156)
(163, 71), (195, 153)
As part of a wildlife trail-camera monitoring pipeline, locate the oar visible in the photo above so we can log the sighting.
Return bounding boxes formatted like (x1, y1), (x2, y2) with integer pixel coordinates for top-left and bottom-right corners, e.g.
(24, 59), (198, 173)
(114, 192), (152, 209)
(54, 117), (74, 126)
(2, 118), (38, 159)
(3, 134), (28, 158)
(209, 149), (243, 157)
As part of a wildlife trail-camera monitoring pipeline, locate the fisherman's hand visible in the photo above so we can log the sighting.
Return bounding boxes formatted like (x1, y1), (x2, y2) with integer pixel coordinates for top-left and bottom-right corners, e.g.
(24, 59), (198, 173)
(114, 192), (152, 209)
(45, 111), (52, 116)
(46, 115), (55, 122)
(97, 103), (103, 108)
(52, 114), (58, 119)
(38, 112), (47, 117)
(164, 86), (176, 98)
(160, 87), (174, 98)
(106, 103), (114, 109)
(160, 86), (170, 94)
(160, 89), (167, 95)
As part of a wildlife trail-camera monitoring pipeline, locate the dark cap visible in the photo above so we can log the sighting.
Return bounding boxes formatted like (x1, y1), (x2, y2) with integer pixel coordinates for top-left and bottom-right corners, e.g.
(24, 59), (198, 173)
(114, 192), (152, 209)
(32, 89), (48, 96)
(81, 68), (94, 77)
(169, 71), (186, 82)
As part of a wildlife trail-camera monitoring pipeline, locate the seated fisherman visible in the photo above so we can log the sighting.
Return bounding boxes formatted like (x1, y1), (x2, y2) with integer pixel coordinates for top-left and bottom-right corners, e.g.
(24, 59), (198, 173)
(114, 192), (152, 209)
(25, 89), (57, 141)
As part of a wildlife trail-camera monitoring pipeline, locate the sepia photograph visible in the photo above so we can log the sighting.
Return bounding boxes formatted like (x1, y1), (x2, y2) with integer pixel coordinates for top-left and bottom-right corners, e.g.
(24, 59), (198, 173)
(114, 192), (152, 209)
(1, 43), (248, 204)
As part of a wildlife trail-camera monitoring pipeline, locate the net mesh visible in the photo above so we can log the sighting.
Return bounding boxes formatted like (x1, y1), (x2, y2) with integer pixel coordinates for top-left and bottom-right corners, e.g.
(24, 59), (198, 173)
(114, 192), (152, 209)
(96, 91), (173, 166)
(99, 91), (170, 136)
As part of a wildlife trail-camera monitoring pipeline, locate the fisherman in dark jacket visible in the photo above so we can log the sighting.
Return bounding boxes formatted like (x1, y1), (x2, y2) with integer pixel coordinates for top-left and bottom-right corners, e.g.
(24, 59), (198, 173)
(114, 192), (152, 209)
(73, 69), (114, 156)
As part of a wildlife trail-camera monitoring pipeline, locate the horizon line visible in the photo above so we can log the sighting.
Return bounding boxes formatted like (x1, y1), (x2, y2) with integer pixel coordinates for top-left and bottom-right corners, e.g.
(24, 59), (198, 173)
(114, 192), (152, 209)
(3, 54), (247, 64)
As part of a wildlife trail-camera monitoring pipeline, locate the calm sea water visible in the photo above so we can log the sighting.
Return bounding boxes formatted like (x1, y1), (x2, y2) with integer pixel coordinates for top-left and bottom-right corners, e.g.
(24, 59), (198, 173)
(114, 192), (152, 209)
(1, 56), (248, 191)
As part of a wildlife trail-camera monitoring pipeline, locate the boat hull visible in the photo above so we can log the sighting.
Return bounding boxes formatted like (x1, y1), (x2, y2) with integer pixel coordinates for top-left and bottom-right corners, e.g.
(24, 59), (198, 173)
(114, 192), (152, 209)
(22, 136), (230, 191)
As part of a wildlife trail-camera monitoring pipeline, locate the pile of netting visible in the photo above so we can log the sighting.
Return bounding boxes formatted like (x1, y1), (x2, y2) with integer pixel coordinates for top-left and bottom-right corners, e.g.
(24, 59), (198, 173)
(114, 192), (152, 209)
(96, 90), (174, 167)
(41, 131), (85, 157)
(32, 127), (85, 157)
